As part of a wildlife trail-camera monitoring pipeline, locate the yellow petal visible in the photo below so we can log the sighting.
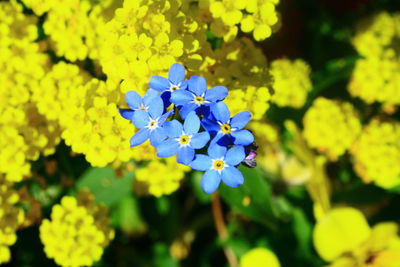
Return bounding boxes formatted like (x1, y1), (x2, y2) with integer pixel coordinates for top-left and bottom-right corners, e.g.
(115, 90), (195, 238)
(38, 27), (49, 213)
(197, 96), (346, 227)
(240, 248), (281, 267)
(368, 222), (399, 252)
(253, 24), (272, 41)
(313, 207), (371, 261)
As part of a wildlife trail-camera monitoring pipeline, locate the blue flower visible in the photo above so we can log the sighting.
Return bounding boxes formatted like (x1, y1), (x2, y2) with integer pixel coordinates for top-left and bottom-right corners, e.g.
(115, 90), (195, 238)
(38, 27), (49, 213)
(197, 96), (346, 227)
(170, 75), (228, 119)
(202, 102), (254, 146)
(119, 89), (158, 121)
(130, 95), (173, 147)
(190, 145), (246, 194)
(149, 63), (188, 106)
(156, 111), (210, 165)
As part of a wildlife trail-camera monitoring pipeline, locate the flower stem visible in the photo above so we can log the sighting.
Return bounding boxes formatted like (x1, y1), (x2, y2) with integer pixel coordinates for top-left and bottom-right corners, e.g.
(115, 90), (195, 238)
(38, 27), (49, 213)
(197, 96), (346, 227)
(211, 192), (239, 267)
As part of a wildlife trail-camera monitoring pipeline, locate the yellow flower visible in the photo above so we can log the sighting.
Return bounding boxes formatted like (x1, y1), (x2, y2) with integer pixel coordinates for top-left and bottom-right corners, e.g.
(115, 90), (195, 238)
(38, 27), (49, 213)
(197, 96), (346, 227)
(0, 179), (25, 264)
(0, 0), (59, 181)
(350, 119), (400, 189)
(303, 97), (361, 161)
(241, 1), (279, 41)
(240, 247), (281, 267)
(40, 191), (114, 267)
(210, 0), (246, 26)
(135, 158), (190, 197)
(313, 207), (400, 266)
(349, 12), (400, 105)
(270, 58), (312, 108)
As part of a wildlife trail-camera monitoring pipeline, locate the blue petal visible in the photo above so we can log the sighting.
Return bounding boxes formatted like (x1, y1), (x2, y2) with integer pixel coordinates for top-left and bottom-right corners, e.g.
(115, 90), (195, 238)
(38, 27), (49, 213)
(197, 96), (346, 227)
(205, 86), (228, 102)
(148, 95), (164, 119)
(215, 134), (233, 147)
(159, 110), (174, 124)
(150, 127), (167, 147)
(180, 80), (188, 90)
(201, 170), (221, 194)
(179, 103), (198, 120)
(207, 143), (227, 159)
(177, 146), (195, 165)
(190, 132), (210, 149)
(149, 76), (170, 92)
(133, 110), (150, 128)
(157, 139), (179, 158)
(211, 102), (230, 123)
(197, 105), (211, 117)
(119, 108), (134, 120)
(188, 75), (207, 96)
(190, 154), (212, 171)
(130, 128), (149, 147)
(161, 91), (172, 108)
(231, 130), (254, 146)
(201, 118), (220, 135)
(126, 91), (142, 110)
(221, 167), (244, 188)
(184, 111), (200, 135)
(230, 111), (251, 130)
(209, 132), (232, 147)
(163, 120), (183, 138)
(143, 89), (159, 106)
(168, 63), (185, 85)
(225, 146), (245, 166)
(170, 89), (193, 106)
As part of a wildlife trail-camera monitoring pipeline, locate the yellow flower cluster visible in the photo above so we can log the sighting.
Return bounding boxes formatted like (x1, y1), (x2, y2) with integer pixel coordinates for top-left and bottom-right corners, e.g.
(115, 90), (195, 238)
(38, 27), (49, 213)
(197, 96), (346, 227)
(349, 12), (400, 106)
(100, 0), (205, 93)
(209, 38), (273, 120)
(240, 247), (281, 267)
(303, 97), (361, 161)
(270, 59), (312, 108)
(135, 158), (190, 197)
(40, 191), (114, 267)
(0, 179), (25, 264)
(34, 62), (153, 167)
(209, 0), (280, 41)
(1, 0), (273, 192)
(100, 1), (273, 118)
(0, 0), (60, 182)
(314, 207), (400, 267)
(350, 120), (400, 189)
(23, 0), (119, 61)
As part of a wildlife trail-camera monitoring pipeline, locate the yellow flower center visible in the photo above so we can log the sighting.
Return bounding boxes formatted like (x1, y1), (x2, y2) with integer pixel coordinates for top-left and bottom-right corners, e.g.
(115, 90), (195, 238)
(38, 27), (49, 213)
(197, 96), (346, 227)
(213, 160), (225, 170)
(149, 121), (156, 127)
(221, 123), (231, 134)
(194, 96), (205, 104)
(179, 135), (190, 145)
(170, 85), (180, 91)
(139, 105), (147, 111)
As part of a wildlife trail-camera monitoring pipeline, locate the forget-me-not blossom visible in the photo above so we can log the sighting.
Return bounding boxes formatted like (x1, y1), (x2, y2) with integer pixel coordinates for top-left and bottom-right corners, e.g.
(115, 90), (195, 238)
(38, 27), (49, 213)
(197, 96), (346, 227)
(149, 63), (188, 106)
(170, 75), (228, 119)
(190, 144), (246, 194)
(202, 102), (254, 146)
(119, 89), (158, 120)
(156, 111), (210, 165)
(130, 95), (173, 147)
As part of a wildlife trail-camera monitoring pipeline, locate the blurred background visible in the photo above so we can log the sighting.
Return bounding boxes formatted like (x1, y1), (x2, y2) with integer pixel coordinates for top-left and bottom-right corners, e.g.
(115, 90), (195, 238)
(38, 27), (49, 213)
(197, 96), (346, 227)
(1, 0), (400, 266)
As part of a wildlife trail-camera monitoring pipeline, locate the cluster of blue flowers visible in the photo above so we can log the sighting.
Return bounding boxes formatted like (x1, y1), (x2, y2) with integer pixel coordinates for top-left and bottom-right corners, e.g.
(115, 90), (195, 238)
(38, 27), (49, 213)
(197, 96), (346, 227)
(120, 63), (256, 194)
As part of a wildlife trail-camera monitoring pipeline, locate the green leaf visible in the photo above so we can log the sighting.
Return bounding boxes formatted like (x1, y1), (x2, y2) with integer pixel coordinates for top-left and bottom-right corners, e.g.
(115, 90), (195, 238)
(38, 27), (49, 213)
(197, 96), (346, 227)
(153, 243), (179, 267)
(112, 195), (147, 234)
(292, 208), (313, 259)
(76, 167), (134, 207)
(191, 171), (212, 204)
(219, 166), (277, 230)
